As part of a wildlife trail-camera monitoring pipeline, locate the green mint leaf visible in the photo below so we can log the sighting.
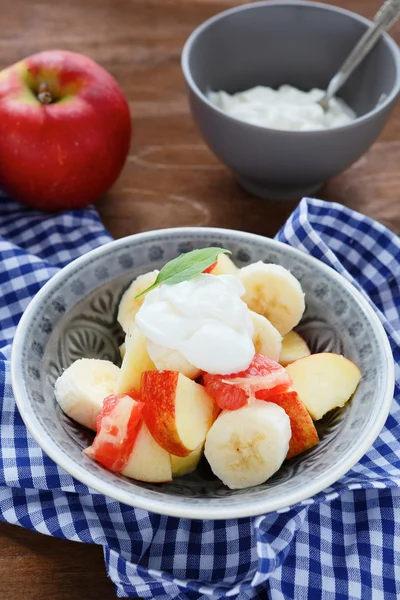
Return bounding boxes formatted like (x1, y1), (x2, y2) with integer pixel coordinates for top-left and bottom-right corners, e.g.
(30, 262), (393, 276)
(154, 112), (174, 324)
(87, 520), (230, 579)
(135, 247), (231, 299)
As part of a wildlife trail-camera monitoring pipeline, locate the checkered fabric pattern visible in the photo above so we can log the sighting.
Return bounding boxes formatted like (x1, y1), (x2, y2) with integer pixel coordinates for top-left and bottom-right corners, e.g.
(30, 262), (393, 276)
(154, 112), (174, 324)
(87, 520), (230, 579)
(0, 193), (399, 599)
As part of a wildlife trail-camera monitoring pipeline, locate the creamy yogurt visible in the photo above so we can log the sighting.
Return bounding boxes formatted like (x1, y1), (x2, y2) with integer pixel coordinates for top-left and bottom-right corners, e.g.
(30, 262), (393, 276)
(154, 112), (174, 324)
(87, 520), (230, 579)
(135, 274), (255, 374)
(208, 84), (356, 131)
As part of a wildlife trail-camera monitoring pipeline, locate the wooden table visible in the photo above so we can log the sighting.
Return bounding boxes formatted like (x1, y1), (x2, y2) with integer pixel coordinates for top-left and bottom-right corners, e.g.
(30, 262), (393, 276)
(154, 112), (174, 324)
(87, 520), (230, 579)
(1, 1), (399, 598)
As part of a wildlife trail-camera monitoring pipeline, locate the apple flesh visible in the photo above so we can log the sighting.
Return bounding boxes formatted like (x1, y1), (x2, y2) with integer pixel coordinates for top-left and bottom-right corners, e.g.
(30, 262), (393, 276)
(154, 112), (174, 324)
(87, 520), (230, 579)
(141, 371), (215, 457)
(208, 253), (238, 276)
(122, 424), (172, 483)
(170, 444), (204, 477)
(279, 331), (311, 366)
(256, 388), (319, 458)
(115, 327), (156, 394)
(84, 394), (172, 483)
(0, 50), (131, 210)
(286, 353), (361, 420)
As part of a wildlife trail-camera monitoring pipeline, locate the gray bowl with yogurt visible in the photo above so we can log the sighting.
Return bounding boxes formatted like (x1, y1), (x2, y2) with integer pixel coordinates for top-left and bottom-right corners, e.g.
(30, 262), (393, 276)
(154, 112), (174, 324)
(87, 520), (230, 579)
(181, 0), (400, 200)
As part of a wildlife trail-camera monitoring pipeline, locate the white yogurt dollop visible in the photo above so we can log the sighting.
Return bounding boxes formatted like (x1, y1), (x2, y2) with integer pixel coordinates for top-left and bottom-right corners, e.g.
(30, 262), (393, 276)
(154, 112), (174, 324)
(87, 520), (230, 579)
(208, 84), (356, 131)
(135, 274), (255, 374)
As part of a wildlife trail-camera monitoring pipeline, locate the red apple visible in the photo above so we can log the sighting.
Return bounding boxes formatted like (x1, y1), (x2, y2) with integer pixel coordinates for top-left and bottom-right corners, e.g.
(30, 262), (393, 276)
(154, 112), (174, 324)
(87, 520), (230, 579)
(0, 50), (131, 210)
(141, 370), (216, 457)
(286, 353), (361, 420)
(122, 423), (172, 483)
(85, 393), (172, 483)
(256, 388), (319, 458)
(207, 253), (239, 276)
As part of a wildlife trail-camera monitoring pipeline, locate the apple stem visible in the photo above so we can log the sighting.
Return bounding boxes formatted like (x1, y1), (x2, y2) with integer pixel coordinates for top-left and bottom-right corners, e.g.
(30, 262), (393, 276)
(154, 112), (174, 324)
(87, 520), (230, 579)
(37, 82), (53, 105)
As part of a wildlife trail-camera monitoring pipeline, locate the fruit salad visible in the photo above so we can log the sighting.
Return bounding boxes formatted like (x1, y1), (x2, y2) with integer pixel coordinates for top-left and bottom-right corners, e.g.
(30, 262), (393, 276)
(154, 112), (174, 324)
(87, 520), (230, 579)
(54, 248), (361, 490)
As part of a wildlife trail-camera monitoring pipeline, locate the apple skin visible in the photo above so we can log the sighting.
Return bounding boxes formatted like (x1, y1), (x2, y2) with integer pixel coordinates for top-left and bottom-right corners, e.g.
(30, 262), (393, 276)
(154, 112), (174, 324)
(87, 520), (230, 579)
(0, 50), (131, 211)
(141, 370), (215, 457)
(256, 388), (319, 459)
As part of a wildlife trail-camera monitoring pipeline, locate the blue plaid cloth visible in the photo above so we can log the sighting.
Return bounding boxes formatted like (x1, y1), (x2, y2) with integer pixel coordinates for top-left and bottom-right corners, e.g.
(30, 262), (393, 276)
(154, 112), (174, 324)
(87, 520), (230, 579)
(0, 193), (399, 599)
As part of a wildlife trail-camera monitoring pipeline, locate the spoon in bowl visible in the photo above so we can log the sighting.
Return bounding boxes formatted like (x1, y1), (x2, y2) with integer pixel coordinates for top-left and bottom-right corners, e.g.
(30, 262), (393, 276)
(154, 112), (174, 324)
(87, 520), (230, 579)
(319, 0), (400, 111)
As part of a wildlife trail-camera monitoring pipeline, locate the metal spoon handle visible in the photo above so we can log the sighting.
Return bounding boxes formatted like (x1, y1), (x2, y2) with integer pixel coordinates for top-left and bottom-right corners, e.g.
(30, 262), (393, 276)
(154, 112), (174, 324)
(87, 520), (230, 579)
(323, 0), (400, 104)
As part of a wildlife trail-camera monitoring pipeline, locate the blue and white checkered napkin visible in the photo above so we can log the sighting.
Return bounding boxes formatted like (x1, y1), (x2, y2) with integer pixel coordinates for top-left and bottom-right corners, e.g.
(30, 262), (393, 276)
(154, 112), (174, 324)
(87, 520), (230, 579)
(0, 194), (399, 599)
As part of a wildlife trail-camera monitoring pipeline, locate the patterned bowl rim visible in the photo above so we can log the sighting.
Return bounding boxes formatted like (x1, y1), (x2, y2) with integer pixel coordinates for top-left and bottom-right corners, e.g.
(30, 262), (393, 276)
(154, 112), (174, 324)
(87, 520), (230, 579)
(11, 227), (395, 520)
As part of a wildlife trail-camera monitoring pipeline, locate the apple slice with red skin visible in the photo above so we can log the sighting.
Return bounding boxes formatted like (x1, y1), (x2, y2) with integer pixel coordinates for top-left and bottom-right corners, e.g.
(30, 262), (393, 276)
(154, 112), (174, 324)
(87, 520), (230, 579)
(141, 370), (215, 457)
(203, 261), (217, 274)
(169, 397), (220, 477)
(203, 354), (291, 410)
(85, 392), (172, 482)
(206, 253), (239, 276)
(122, 423), (172, 483)
(84, 393), (143, 472)
(286, 353), (361, 420)
(256, 388), (319, 458)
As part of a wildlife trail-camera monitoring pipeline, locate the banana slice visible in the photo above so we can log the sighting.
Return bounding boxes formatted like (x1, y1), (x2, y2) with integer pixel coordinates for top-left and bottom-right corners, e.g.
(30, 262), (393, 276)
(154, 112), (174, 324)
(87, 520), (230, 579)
(204, 401), (291, 489)
(210, 253), (239, 276)
(249, 310), (282, 361)
(54, 358), (120, 431)
(117, 270), (159, 333)
(146, 340), (201, 380)
(238, 262), (305, 336)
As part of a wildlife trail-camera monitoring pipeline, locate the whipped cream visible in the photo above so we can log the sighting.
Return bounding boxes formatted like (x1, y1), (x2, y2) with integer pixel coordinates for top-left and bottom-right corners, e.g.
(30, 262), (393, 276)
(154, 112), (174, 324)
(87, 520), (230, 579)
(208, 84), (356, 131)
(135, 274), (255, 374)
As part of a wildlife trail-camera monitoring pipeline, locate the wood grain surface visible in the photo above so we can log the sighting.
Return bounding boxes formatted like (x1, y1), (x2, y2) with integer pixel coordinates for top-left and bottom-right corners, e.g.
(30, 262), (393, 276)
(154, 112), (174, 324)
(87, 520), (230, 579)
(1, 1), (399, 598)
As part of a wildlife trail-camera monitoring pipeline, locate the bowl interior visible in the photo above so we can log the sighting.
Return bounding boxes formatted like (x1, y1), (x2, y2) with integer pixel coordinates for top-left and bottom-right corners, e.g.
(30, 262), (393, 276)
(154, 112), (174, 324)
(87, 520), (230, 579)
(13, 229), (391, 518)
(186, 1), (398, 118)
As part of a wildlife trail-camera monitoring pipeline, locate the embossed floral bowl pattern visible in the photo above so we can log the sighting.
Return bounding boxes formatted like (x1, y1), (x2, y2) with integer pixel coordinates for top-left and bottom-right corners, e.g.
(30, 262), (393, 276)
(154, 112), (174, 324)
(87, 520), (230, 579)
(11, 228), (394, 520)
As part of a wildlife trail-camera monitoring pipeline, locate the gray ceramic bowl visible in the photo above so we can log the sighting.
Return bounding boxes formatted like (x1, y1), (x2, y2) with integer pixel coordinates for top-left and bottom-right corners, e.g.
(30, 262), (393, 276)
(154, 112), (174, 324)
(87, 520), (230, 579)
(11, 228), (394, 520)
(181, 1), (400, 200)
